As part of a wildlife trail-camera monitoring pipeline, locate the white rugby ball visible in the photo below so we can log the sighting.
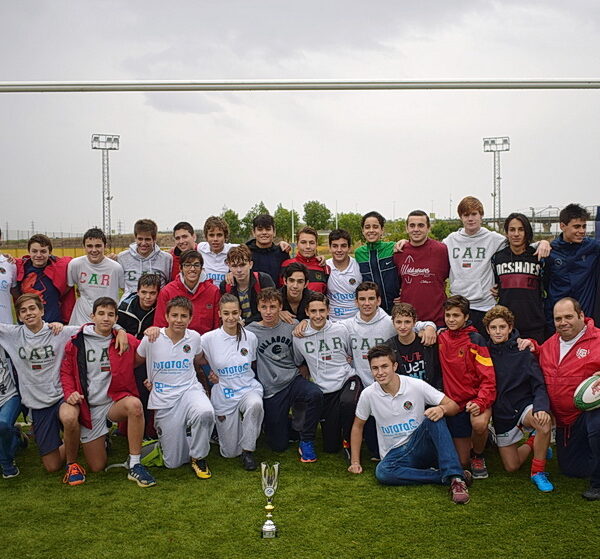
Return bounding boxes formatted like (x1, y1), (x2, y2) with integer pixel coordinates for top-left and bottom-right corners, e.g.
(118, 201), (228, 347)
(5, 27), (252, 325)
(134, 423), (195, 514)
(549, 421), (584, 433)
(573, 375), (600, 411)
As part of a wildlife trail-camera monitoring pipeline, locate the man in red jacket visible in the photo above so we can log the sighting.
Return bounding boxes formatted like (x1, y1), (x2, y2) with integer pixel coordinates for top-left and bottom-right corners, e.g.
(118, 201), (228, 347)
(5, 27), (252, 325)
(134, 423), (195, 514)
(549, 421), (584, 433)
(60, 297), (156, 488)
(524, 297), (600, 500)
(15, 234), (75, 324)
(154, 249), (220, 334)
(438, 295), (496, 479)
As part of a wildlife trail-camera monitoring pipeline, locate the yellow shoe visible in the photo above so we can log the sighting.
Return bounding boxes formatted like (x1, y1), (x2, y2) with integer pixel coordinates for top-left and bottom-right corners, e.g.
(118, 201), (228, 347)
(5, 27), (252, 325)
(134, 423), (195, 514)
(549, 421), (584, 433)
(191, 458), (211, 479)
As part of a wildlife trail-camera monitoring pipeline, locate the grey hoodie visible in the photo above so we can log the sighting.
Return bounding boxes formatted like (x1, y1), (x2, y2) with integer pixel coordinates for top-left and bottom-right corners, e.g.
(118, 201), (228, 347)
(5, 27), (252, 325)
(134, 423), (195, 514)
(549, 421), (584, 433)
(443, 227), (505, 311)
(293, 320), (355, 394)
(117, 242), (173, 298)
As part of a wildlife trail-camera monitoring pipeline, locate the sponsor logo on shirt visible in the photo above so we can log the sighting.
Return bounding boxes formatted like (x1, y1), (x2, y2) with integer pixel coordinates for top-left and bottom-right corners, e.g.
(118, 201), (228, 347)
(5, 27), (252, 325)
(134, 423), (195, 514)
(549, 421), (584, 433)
(380, 418), (418, 436)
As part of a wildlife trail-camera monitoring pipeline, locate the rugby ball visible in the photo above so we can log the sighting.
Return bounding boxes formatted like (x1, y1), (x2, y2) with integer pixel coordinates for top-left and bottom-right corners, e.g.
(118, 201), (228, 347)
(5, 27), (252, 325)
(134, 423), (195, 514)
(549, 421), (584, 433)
(573, 375), (600, 411)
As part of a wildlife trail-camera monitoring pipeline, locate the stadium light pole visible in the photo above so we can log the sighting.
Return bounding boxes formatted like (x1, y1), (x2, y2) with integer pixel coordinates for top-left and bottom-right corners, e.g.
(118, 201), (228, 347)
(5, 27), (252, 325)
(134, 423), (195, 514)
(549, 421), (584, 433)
(91, 134), (119, 248)
(483, 136), (510, 230)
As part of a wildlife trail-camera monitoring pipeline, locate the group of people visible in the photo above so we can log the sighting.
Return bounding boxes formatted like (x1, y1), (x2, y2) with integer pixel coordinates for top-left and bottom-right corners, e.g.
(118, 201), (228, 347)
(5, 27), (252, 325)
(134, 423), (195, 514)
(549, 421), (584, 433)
(0, 198), (598, 506)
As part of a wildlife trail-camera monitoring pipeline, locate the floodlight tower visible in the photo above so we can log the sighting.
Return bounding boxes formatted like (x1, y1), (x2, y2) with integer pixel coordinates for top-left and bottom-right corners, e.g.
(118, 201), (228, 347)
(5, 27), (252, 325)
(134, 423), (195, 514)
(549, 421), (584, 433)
(91, 134), (120, 247)
(483, 136), (510, 230)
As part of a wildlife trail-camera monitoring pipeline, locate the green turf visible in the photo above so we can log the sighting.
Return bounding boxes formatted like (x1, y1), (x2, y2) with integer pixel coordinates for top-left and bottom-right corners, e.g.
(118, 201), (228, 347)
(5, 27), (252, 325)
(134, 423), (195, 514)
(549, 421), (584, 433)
(3, 431), (597, 559)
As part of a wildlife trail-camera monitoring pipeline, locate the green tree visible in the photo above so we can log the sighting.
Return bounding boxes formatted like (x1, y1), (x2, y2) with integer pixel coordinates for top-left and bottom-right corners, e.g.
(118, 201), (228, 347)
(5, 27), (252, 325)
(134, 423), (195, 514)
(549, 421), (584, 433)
(303, 200), (332, 230)
(335, 212), (363, 247)
(274, 203), (300, 242)
(383, 219), (408, 242)
(430, 219), (462, 241)
(220, 208), (244, 243)
(241, 201), (270, 239)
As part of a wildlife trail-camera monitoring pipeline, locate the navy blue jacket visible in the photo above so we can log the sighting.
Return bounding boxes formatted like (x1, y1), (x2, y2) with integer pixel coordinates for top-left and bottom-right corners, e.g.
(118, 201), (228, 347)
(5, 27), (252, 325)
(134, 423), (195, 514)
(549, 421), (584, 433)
(487, 329), (550, 434)
(544, 235), (600, 329)
(246, 239), (288, 285)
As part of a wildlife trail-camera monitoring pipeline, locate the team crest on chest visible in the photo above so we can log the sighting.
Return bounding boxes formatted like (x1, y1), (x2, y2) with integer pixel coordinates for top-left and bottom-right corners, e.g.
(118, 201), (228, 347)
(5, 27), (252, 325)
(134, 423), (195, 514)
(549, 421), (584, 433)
(0, 267), (5, 274)
(240, 347), (248, 356)
(576, 348), (589, 359)
(183, 344), (191, 353)
(403, 401), (413, 410)
(349, 278), (356, 285)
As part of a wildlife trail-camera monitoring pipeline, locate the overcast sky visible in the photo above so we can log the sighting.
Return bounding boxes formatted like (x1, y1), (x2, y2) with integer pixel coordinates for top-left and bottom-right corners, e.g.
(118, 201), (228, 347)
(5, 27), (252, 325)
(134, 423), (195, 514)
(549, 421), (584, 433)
(1, 1), (599, 236)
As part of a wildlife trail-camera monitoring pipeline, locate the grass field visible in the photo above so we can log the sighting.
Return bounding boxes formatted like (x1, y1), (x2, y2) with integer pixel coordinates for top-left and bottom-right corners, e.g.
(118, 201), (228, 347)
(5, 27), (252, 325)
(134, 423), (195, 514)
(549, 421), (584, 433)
(3, 427), (597, 559)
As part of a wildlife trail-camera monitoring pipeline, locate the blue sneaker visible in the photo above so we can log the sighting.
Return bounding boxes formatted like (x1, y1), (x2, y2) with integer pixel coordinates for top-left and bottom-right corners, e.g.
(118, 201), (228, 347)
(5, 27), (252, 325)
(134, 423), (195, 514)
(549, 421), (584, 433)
(546, 446), (553, 460)
(2, 462), (20, 479)
(531, 472), (554, 492)
(128, 463), (157, 487)
(298, 440), (317, 463)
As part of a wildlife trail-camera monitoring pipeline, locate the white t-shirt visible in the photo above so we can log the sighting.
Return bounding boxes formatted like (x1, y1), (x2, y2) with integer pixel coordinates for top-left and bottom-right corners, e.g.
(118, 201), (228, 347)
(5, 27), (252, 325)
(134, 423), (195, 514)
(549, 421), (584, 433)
(197, 242), (238, 285)
(68, 256), (125, 326)
(326, 257), (361, 320)
(356, 374), (444, 459)
(201, 327), (261, 415)
(0, 255), (16, 324)
(0, 323), (78, 409)
(82, 325), (112, 406)
(137, 328), (203, 410)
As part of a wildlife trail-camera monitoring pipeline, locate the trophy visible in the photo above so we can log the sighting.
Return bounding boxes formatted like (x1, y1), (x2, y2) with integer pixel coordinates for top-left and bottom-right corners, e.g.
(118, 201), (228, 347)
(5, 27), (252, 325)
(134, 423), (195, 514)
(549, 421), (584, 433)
(260, 462), (280, 538)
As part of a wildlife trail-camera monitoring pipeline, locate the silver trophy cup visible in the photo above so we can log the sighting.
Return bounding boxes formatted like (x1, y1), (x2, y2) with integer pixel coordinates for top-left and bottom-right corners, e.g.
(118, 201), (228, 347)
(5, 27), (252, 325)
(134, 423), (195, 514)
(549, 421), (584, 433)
(260, 462), (280, 538)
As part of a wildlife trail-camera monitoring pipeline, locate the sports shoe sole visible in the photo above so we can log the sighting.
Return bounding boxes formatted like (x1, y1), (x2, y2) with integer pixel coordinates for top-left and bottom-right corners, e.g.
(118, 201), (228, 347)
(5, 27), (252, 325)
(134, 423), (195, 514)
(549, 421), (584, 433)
(298, 447), (317, 463)
(127, 473), (157, 488)
(2, 469), (20, 479)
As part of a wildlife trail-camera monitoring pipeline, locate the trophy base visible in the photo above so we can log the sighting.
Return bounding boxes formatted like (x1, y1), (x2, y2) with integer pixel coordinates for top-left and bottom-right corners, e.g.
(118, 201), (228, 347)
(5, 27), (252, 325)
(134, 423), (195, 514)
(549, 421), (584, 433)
(261, 520), (278, 538)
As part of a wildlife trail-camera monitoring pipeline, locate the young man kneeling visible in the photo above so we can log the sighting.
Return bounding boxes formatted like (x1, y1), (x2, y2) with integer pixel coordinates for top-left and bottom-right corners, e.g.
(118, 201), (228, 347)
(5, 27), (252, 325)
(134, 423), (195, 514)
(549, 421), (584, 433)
(60, 297), (156, 487)
(348, 345), (472, 504)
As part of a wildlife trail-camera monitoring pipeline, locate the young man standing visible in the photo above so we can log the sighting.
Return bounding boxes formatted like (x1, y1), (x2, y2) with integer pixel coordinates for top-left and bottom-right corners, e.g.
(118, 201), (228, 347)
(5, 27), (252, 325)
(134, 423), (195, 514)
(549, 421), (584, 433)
(393, 210), (449, 327)
(438, 295), (496, 479)
(348, 345), (471, 505)
(68, 228), (124, 326)
(443, 197), (549, 335)
(355, 211), (399, 315)
(293, 293), (361, 458)
(60, 297), (156, 487)
(118, 273), (162, 437)
(15, 233), (75, 324)
(219, 245), (274, 325)
(0, 294), (127, 479)
(117, 219), (172, 298)
(154, 250), (220, 335)
(246, 288), (323, 462)
(198, 216), (238, 285)
(279, 262), (315, 324)
(544, 204), (600, 332)
(170, 222), (198, 280)
(281, 226), (329, 294)
(246, 214), (289, 284)
(326, 229), (362, 321)
(136, 296), (215, 478)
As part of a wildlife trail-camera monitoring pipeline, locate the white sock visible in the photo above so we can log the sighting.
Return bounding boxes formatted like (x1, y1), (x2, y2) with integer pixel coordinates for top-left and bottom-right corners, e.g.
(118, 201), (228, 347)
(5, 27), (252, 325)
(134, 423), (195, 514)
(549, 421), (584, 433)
(129, 454), (141, 467)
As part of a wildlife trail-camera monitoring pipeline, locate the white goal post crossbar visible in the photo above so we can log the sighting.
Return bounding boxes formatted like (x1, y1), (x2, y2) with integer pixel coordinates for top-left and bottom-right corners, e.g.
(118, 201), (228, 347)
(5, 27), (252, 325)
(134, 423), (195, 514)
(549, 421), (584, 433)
(1, 79), (600, 93)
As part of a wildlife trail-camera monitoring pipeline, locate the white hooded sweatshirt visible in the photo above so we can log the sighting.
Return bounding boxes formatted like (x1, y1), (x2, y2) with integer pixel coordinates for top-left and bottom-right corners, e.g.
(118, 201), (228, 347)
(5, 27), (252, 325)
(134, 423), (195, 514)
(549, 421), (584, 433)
(117, 242), (173, 299)
(293, 320), (355, 394)
(443, 227), (505, 311)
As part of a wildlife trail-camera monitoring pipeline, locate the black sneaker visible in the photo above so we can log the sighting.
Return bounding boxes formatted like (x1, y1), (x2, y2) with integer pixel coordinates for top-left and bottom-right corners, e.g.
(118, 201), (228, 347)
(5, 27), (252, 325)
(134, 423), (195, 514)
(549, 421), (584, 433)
(470, 454), (489, 479)
(582, 485), (600, 501)
(241, 450), (257, 471)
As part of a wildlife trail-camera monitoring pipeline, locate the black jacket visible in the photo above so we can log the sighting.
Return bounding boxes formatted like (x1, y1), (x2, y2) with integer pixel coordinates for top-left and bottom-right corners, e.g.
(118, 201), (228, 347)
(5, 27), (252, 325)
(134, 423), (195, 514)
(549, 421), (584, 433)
(117, 293), (156, 340)
(488, 329), (550, 434)
(246, 239), (288, 284)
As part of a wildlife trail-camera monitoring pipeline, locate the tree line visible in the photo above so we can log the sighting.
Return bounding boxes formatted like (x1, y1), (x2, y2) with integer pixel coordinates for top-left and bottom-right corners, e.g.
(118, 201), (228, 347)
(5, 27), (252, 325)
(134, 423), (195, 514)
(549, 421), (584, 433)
(221, 201), (462, 245)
